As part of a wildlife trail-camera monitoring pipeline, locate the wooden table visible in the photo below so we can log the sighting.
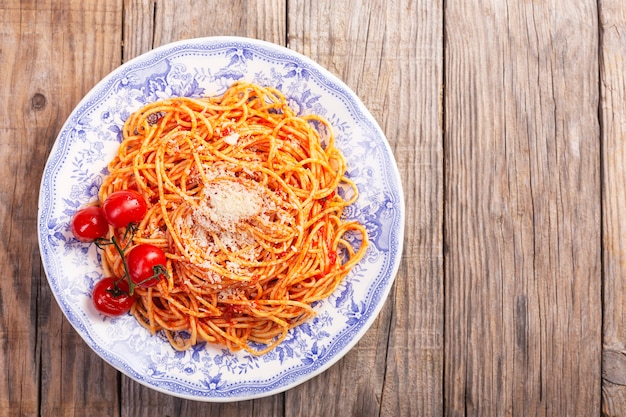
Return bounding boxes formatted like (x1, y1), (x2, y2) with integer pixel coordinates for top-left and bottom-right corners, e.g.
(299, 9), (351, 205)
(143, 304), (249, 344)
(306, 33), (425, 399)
(2, 0), (626, 416)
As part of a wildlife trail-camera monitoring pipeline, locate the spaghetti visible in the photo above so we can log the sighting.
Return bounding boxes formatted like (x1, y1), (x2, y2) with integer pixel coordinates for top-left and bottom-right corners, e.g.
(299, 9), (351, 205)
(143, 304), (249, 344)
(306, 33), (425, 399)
(98, 81), (368, 355)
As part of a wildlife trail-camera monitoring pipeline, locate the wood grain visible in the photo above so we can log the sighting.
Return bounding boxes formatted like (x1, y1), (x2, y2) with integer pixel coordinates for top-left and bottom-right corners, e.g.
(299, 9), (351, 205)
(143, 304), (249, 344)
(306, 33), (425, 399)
(0, 1), (123, 417)
(444, 0), (601, 415)
(600, 0), (626, 415)
(287, 2), (387, 416)
(119, 2), (287, 415)
(5, 0), (626, 415)
(122, 0), (286, 60)
(288, 0), (443, 415)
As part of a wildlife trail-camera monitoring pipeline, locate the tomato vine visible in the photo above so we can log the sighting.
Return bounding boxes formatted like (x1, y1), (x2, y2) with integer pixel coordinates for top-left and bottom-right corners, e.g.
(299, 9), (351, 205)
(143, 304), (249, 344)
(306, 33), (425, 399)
(71, 191), (169, 316)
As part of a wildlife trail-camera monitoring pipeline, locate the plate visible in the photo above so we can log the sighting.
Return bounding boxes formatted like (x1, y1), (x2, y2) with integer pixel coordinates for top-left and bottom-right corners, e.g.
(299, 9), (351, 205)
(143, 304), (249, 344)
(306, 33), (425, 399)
(37, 37), (404, 401)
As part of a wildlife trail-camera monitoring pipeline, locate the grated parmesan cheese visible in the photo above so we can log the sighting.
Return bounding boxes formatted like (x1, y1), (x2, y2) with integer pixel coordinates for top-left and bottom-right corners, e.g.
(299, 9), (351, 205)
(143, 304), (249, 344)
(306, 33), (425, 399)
(172, 169), (298, 286)
(200, 181), (262, 227)
(223, 132), (240, 145)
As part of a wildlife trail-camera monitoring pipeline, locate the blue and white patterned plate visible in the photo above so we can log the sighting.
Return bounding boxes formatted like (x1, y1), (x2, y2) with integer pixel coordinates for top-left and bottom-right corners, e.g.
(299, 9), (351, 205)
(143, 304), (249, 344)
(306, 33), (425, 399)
(37, 37), (404, 401)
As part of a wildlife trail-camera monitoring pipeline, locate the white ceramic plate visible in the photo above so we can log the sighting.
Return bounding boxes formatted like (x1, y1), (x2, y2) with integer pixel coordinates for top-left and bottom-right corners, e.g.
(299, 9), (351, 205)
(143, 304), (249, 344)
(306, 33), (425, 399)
(38, 37), (404, 401)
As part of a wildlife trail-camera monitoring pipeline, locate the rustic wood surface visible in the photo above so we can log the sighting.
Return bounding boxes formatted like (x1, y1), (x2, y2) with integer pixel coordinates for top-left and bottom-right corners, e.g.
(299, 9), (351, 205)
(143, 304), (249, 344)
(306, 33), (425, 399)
(1, 0), (625, 416)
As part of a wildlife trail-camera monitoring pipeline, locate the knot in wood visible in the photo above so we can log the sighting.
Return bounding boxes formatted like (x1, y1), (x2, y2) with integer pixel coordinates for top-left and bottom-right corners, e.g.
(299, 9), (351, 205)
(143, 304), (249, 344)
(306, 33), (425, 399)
(31, 93), (47, 110)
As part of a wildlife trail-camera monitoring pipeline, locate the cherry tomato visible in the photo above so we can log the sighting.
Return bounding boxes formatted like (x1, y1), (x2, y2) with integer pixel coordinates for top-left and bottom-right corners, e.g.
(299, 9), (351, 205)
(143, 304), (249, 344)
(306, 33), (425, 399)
(71, 206), (109, 242)
(126, 244), (167, 287)
(92, 277), (135, 317)
(101, 190), (147, 228)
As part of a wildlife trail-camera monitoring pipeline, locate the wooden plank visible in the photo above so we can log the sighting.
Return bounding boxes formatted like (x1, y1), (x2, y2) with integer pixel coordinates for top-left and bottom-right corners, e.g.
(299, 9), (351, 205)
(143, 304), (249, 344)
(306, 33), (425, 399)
(444, 0), (601, 415)
(119, 1), (286, 416)
(122, 0), (286, 60)
(288, 2), (388, 415)
(376, 1), (444, 413)
(40, 3), (124, 416)
(0, 1), (123, 417)
(600, 2), (626, 416)
(288, 0), (444, 416)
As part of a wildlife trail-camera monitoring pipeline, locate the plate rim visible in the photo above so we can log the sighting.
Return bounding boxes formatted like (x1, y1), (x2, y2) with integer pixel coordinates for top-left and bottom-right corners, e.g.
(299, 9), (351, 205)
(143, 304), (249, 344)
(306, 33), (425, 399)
(37, 35), (405, 401)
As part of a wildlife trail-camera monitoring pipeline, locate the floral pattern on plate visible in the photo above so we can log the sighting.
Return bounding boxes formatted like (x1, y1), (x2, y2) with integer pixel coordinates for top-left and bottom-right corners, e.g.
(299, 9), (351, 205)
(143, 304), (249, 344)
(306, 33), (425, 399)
(38, 37), (404, 401)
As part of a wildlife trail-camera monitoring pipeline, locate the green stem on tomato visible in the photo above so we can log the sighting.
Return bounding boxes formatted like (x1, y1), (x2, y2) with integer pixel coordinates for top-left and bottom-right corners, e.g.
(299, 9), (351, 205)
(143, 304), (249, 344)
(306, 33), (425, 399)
(122, 223), (138, 250)
(134, 264), (169, 287)
(110, 235), (138, 295)
(95, 223), (139, 296)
